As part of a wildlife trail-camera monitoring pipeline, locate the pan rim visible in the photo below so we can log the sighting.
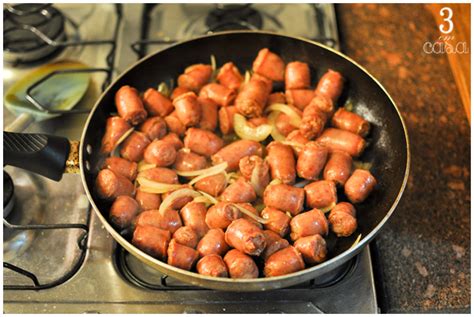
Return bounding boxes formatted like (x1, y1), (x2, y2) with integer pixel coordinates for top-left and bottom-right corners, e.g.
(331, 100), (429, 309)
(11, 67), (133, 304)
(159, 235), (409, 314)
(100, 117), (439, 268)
(79, 30), (410, 287)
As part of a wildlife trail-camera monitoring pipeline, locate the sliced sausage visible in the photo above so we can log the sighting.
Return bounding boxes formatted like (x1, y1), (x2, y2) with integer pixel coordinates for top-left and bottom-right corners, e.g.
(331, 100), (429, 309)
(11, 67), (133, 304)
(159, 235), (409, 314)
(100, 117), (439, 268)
(261, 230), (290, 261)
(275, 112), (297, 137)
(323, 150), (353, 186)
(223, 249), (259, 279)
(172, 91), (201, 127)
(197, 228), (229, 257)
(316, 128), (366, 157)
(212, 140), (263, 172)
(132, 225), (171, 260)
(315, 69), (344, 103)
(184, 128), (224, 157)
(285, 89), (315, 110)
(285, 61), (310, 89)
(164, 112), (186, 136)
(239, 155), (270, 194)
(218, 105), (238, 135)
(205, 202), (241, 230)
(177, 64), (213, 92)
(139, 116), (167, 140)
(115, 85), (147, 125)
(142, 88), (174, 117)
(171, 86), (191, 100)
(294, 234), (327, 265)
(134, 209), (182, 234)
(264, 246), (305, 277)
(225, 218), (266, 256)
(143, 139), (177, 167)
(261, 207), (291, 238)
(299, 102), (327, 140)
(101, 116), (131, 153)
(197, 97), (218, 131)
(263, 183), (305, 216)
(328, 202), (357, 237)
(266, 142), (296, 184)
(180, 201), (209, 238)
(220, 178), (257, 203)
(104, 157), (137, 181)
(109, 195), (140, 229)
(307, 93), (334, 117)
(252, 48), (285, 81)
(304, 180), (337, 210)
(194, 172), (227, 197)
(286, 130), (310, 155)
(267, 92), (286, 105)
(344, 169), (377, 203)
(135, 189), (161, 211)
(96, 169), (135, 200)
(161, 132), (184, 150)
(235, 79), (270, 118)
(197, 254), (229, 277)
(173, 149), (208, 172)
(138, 167), (179, 184)
(296, 141), (328, 180)
(120, 131), (151, 162)
(173, 226), (199, 248)
(217, 62), (243, 91)
(167, 239), (199, 271)
(200, 83), (236, 107)
(331, 108), (370, 137)
(290, 208), (329, 241)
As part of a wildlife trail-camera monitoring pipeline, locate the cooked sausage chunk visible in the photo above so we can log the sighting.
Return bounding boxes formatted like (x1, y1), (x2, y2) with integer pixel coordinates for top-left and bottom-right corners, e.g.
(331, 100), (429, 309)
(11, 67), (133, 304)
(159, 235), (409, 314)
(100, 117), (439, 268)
(224, 249), (259, 279)
(294, 234), (327, 265)
(290, 208), (329, 241)
(264, 246), (305, 277)
(328, 202), (357, 237)
(197, 254), (229, 277)
(344, 169), (377, 203)
(225, 218), (266, 256)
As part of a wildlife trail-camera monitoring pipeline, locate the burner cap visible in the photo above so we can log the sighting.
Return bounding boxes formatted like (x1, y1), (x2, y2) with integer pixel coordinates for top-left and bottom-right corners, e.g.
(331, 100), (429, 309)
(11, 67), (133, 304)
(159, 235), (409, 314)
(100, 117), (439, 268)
(4, 4), (67, 64)
(205, 5), (263, 32)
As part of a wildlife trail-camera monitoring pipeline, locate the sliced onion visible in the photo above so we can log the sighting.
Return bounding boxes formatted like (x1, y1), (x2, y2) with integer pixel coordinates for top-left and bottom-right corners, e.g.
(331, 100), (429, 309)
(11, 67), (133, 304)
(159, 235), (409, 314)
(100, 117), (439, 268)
(111, 127), (134, 157)
(267, 111), (286, 142)
(281, 140), (304, 149)
(350, 234), (362, 249)
(137, 160), (156, 172)
(210, 54), (218, 82)
(254, 203), (265, 213)
(266, 103), (302, 126)
(344, 101), (354, 112)
(136, 177), (183, 194)
(244, 70), (251, 84)
(320, 201), (336, 213)
(250, 164), (265, 197)
(159, 188), (202, 215)
(176, 162), (227, 177)
(353, 161), (373, 171)
(285, 211), (293, 219)
(233, 113), (272, 142)
(225, 172), (240, 184)
(157, 82), (170, 97)
(197, 190), (219, 205)
(231, 203), (270, 225)
(268, 178), (282, 186)
(294, 179), (311, 188)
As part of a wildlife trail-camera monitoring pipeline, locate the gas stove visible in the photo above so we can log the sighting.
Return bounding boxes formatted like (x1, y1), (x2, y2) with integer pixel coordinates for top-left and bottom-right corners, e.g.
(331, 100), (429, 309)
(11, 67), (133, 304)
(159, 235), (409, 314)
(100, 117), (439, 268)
(3, 4), (378, 313)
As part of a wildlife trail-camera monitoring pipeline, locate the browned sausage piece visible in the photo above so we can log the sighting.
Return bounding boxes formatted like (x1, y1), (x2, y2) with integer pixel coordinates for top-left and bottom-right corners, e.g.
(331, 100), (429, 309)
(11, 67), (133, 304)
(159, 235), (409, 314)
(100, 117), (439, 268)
(316, 128), (366, 157)
(96, 169), (135, 200)
(252, 48), (285, 81)
(315, 69), (344, 103)
(261, 230), (290, 261)
(263, 184), (305, 216)
(221, 178), (257, 204)
(261, 207), (291, 238)
(120, 131), (151, 162)
(285, 61), (311, 90)
(184, 128), (224, 157)
(267, 92), (286, 106)
(170, 86), (191, 100)
(135, 209), (182, 234)
(290, 208), (329, 241)
(331, 108), (370, 137)
(236, 203), (262, 228)
(328, 202), (357, 237)
(132, 225), (171, 260)
(135, 189), (161, 211)
(164, 112), (186, 137)
(300, 103), (327, 140)
(196, 254), (229, 277)
(275, 112), (297, 137)
(167, 239), (199, 271)
(217, 62), (243, 91)
(180, 201), (208, 238)
(251, 73), (273, 94)
(304, 180), (337, 210)
(286, 130), (310, 156)
(143, 139), (177, 167)
(344, 169), (377, 203)
(161, 185), (194, 210)
(205, 202), (241, 230)
(293, 234), (327, 265)
(197, 97), (218, 131)
(173, 226), (199, 248)
(173, 149), (208, 172)
(212, 140), (263, 172)
(239, 155), (270, 193)
(109, 195), (140, 229)
(177, 64), (213, 92)
(194, 172), (227, 197)
(115, 85), (147, 125)
(264, 246), (305, 277)
(161, 132), (184, 150)
(235, 79), (270, 118)
(218, 105), (238, 135)
(138, 167), (179, 184)
(197, 228), (229, 257)
(104, 157), (137, 181)
(139, 116), (167, 141)
(323, 150), (353, 186)
(172, 92), (201, 127)
(101, 116), (131, 153)
(225, 218), (266, 256)
(143, 88), (174, 117)
(296, 141), (328, 180)
(266, 142), (296, 184)
(285, 89), (315, 111)
(223, 249), (259, 279)
(200, 83), (236, 107)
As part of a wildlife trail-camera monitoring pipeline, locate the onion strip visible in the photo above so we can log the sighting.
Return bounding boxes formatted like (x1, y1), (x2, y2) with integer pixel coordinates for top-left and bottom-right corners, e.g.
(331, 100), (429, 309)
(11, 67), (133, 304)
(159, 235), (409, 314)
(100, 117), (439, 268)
(157, 82), (170, 97)
(159, 188), (202, 215)
(281, 140), (304, 149)
(266, 103), (302, 126)
(137, 161), (156, 172)
(231, 203), (270, 225)
(111, 127), (134, 157)
(350, 234), (362, 249)
(244, 70), (251, 84)
(136, 177), (183, 194)
(233, 113), (272, 142)
(250, 164), (265, 197)
(268, 178), (282, 186)
(353, 161), (373, 171)
(197, 190), (219, 205)
(176, 162), (228, 177)
(267, 111), (286, 141)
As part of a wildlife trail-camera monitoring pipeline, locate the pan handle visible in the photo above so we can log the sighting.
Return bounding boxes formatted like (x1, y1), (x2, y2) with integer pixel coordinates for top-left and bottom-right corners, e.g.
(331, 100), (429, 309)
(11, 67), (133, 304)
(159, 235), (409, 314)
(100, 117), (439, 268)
(3, 132), (80, 181)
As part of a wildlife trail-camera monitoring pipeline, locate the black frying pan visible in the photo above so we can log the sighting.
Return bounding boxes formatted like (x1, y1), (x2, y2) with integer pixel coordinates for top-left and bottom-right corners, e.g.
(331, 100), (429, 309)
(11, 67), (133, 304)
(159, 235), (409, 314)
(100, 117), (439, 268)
(4, 31), (410, 291)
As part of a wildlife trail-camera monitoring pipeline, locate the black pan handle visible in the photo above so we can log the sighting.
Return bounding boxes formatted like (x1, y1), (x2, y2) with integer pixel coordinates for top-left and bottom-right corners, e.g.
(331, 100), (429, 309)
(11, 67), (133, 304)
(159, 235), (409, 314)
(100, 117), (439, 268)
(4, 132), (73, 181)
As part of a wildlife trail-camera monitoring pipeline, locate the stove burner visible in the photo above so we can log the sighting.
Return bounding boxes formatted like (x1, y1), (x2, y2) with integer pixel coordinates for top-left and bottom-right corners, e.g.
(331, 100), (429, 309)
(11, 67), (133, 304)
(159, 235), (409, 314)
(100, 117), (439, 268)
(205, 4), (263, 32)
(4, 4), (67, 64)
(4, 171), (15, 218)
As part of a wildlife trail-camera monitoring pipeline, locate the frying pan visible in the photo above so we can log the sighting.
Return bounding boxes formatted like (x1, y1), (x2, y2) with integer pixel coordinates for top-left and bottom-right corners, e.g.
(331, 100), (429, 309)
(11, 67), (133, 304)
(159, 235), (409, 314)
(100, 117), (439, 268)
(4, 31), (410, 291)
